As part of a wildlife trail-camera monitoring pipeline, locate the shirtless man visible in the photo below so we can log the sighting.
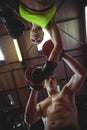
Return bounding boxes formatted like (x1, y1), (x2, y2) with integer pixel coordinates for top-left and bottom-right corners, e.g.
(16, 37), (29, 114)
(24, 52), (87, 130)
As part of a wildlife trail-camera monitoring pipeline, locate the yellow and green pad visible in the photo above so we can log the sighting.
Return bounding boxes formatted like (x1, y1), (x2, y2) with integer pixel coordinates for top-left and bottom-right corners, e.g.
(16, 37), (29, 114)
(19, 3), (56, 28)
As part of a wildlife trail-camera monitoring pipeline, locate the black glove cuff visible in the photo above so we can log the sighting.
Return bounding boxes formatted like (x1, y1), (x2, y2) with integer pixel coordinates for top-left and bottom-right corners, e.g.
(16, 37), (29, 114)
(0, 7), (13, 20)
(41, 61), (57, 80)
(28, 82), (42, 91)
(59, 50), (65, 59)
(0, 6), (25, 39)
(43, 61), (57, 71)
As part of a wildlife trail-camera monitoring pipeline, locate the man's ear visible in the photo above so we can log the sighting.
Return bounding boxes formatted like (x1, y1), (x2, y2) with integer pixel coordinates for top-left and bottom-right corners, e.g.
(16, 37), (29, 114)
(42, 81), (46, 88)
(42, 81), (44, 87)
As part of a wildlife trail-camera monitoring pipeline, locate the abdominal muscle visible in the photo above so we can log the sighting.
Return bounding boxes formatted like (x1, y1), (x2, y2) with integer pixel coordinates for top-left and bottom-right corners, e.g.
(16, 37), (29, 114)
(43, 100), (80, 130)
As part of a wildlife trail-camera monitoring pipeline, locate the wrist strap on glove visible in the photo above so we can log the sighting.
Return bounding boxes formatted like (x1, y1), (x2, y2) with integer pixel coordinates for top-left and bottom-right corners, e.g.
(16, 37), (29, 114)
(59, 50), (65, 59)
(28, 82), (43, 91)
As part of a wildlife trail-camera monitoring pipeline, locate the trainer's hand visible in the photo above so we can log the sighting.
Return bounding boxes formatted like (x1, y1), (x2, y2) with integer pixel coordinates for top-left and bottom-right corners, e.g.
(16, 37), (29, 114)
(25, 67), (43, 90)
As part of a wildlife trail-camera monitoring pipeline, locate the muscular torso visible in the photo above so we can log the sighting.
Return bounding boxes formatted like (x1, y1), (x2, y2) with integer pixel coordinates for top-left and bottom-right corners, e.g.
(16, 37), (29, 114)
(20, 0), (55, 10)
(40, 86), (80, 130)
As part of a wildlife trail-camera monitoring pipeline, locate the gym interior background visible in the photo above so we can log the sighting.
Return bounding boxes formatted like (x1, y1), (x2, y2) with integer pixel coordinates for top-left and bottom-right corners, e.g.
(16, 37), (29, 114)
(0, 0), (87, 130)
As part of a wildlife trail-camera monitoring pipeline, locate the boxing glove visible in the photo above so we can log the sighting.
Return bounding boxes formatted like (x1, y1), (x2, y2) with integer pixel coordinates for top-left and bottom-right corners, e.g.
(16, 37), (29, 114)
(0, 7), (25, 39)
(32, 61), (57, 83)
(25, 67), (43, 90)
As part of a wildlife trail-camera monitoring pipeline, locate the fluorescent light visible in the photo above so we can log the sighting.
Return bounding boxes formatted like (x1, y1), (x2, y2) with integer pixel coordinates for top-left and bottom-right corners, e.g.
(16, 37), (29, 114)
(0, 48), (5, 61)
(37, 29), (51, 51)
(13, 39), (23, 62)
(85, 6), (87, 42)
(16, 123), (22, 127)
(8, 94), (15, 105)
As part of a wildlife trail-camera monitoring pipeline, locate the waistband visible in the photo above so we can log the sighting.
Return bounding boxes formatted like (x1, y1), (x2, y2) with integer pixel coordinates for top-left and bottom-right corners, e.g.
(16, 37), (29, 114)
(20, 1), (55, 12)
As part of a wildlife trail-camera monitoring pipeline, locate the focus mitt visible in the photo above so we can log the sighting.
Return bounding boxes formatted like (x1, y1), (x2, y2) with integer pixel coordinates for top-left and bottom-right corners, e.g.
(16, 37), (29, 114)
(0, 6), (25, 39)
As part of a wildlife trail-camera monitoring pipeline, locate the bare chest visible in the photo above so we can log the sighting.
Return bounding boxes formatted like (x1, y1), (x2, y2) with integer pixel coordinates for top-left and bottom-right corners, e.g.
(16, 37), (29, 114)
(42, 88), (79, 130)
(43, 90), (75, 117)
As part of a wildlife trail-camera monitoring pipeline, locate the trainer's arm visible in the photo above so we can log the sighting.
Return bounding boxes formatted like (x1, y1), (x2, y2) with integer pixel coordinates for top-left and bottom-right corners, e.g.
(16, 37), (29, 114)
(46, 20), (63, 62)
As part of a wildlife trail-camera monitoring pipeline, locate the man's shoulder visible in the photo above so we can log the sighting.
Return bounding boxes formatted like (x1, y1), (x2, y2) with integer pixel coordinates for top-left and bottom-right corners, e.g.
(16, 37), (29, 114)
(38, 97), (51, 107)
(61, 85), (74, 95)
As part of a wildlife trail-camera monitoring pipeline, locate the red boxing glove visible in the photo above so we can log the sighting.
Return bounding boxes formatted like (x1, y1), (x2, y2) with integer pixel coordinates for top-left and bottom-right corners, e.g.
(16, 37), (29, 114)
(25, 67), (43, 90)
(32, 61), (57, 83)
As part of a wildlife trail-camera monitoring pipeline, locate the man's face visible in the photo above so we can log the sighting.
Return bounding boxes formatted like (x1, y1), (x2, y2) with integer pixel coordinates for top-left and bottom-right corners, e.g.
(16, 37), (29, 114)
(30, 26), (44, 44)
(43, 75), (58, 91)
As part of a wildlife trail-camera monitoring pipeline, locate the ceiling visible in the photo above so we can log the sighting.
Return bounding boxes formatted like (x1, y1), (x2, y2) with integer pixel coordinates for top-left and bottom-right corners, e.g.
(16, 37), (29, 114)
(0, 0), (87, 130)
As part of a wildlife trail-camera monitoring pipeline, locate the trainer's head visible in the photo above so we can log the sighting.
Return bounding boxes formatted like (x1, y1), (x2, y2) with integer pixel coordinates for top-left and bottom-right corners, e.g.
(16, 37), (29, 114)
(30, 24), (44, 44)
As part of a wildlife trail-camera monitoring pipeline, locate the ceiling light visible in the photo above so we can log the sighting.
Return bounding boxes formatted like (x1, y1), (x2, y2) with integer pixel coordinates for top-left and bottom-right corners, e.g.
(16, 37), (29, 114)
(0, 48), (5, 61)
(13, 39), (23, 62)
(16, 123), (22, 127)
(8, 94), (15, 105)
(37, 29), (51, 51)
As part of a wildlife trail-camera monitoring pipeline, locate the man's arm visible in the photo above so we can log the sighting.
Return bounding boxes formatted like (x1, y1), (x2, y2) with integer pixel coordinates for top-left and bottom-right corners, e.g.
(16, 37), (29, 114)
(62, 53), (87, 93)
(46, 20), (63, 62)
(24, 90), (42, 125)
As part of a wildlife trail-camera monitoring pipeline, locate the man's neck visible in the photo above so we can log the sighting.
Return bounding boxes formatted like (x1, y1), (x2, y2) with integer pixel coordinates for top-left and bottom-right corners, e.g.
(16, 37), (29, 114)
(47, 85), (60, 97)
(32, 23), (41, 29)
(48, 89), (58, 97)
